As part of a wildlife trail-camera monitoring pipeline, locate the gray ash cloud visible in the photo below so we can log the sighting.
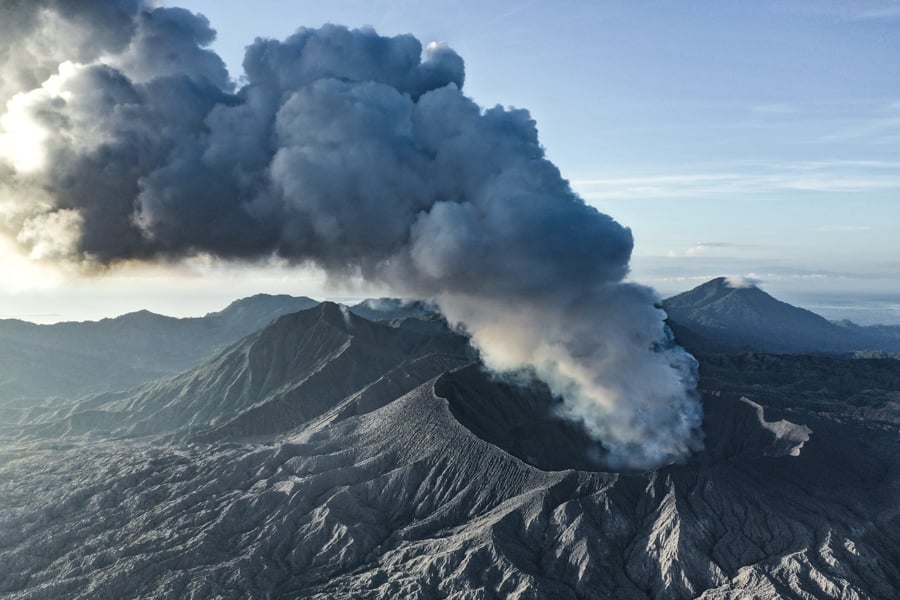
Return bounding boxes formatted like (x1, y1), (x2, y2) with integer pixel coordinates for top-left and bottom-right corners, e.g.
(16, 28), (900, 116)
(0, 0), (702, 468)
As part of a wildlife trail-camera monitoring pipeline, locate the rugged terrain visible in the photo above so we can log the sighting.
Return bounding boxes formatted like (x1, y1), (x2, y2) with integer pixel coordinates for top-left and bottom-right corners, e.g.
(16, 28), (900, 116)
(0, 298), (897, 599)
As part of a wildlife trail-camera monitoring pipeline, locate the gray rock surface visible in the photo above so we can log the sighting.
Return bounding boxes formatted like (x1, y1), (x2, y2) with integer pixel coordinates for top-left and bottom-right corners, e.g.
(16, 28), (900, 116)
(0, 304), (897, 599)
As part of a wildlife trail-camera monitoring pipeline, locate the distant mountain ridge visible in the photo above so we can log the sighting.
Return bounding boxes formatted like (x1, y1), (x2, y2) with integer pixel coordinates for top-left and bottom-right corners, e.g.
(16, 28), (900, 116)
(662, 277), (900, 354)
(0, 293), (318, 401)
(3, 279), (894, 407)
(0, 293), (459, 405)
(13, 301), (474, 440)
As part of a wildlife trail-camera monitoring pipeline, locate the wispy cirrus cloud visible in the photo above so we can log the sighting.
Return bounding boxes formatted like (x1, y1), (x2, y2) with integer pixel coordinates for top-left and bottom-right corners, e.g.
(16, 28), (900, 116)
(666, 242), (760, 258)
(785, 0), (900, 22)
(748, 103), (799, 116)
(572, 160), (900, 200)
(815, 225), (873, 232)
(632, 261), (857, 292)
(848, 5), (900, 21)
(813, 115), (900, 144)
(735, 100), (900, 146)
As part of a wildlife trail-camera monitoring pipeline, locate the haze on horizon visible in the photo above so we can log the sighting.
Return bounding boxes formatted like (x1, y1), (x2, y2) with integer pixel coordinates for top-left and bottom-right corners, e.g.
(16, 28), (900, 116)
(1, 0), (899, 324)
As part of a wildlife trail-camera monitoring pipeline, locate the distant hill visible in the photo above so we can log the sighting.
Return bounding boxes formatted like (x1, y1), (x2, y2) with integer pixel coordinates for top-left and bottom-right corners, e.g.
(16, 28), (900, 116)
(662, 277), (900, 354)
(0, 294), (318, 401)
(15, 302), (473, 439)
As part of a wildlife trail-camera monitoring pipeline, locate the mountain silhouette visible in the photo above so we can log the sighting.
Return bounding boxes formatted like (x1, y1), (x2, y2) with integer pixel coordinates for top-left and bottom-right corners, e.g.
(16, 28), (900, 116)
(0, 294), (318, 402)
(663, 277), (899, 354)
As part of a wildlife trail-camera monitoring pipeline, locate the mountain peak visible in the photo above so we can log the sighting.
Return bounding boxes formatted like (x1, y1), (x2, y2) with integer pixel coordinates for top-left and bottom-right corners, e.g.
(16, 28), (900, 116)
(212, 293), (318, 318)
(662, 277), (887, 354)
(697, 275), (761, 293)
(313, 300), (355, 329)
(722, 275), (760, 289)
(665, 276), (767, 312)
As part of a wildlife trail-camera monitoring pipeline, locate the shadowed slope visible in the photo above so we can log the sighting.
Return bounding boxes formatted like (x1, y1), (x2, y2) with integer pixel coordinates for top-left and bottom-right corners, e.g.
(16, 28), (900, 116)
(0, 298), (897, 598)
(15, 302), (473, 439)
(663, 278), (899, 354)
(1, 360), (897, 599)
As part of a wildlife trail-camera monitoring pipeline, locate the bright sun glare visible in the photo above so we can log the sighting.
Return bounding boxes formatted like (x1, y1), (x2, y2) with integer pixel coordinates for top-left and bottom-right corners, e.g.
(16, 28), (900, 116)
(0, 93), (48, 173)
(0, 237), (62, 294)
(0, 61), (79, 174)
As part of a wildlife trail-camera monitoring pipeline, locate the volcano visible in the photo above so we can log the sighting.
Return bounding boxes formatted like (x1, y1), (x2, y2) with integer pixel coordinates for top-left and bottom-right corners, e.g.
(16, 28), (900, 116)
(663, 277), (900, 355)
(0, 299), (897, 599)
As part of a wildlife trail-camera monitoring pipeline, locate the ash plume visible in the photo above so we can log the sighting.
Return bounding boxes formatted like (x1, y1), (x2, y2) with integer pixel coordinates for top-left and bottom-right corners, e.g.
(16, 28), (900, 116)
(0, 0), (702, 468)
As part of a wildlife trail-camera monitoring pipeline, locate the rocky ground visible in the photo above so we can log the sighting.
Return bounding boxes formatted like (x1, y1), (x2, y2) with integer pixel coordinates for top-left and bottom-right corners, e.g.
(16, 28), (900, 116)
(0, 305), (897, 599)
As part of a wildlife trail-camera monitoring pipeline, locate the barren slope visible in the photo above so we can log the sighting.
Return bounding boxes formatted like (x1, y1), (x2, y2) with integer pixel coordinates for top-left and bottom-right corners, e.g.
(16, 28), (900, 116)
(0, 308), (897, 599)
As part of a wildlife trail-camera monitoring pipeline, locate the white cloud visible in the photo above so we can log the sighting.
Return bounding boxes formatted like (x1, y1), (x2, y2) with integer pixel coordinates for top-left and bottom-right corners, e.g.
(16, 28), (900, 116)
(0, 236), (65, 294)
(724, 275), (761, 288)
(850, 6), (900, 21)
(572, 160), (900, 200)
(749, 103), (797, 115)
(815, 225), (873, 232)
(786, 1), (900, 23)
(0, 62), (82, 174)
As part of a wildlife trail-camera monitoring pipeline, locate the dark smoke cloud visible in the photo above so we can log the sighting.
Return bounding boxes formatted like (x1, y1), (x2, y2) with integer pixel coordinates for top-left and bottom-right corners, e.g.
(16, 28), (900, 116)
(0, 0), (141, 105)
(0, 1), (702, 468)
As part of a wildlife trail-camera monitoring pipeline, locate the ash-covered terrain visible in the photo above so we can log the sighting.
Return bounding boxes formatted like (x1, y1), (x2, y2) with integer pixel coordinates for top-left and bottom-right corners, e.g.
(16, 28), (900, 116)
(1, 290), (898, 599)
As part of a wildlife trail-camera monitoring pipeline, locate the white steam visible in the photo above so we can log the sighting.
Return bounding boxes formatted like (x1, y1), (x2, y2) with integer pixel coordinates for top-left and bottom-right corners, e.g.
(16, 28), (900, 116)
(724, 275), (761, 289)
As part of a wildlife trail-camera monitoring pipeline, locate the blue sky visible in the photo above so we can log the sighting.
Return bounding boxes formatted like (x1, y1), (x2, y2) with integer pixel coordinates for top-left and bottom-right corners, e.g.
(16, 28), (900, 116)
(175, 0), (900, 304)
(1, 0), (899, 322)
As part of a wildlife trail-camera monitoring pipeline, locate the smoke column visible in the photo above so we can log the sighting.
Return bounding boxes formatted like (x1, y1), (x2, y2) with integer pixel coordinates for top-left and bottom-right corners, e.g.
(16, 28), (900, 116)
(0, 1), (702, 468)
